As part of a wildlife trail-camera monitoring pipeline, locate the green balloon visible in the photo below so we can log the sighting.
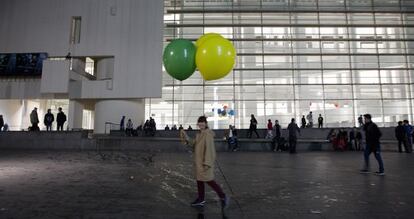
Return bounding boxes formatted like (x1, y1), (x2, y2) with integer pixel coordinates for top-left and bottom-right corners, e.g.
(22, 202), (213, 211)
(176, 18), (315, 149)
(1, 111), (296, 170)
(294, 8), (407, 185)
(163, 39), (196, 81)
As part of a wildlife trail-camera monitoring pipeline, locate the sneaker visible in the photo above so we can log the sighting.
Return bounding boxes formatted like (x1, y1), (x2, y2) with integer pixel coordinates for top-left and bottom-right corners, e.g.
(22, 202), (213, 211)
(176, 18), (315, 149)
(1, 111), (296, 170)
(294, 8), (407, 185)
(221, 195), (230, 209)
(191, 199), (205, 207)
(359, 169), (370, 174)
(374, 171), (385, 176)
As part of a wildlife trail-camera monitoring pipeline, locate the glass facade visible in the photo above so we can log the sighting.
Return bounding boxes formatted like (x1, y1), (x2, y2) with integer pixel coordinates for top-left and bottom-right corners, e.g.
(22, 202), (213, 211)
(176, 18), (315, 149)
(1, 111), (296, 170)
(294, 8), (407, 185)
(147, 0), (414, 129)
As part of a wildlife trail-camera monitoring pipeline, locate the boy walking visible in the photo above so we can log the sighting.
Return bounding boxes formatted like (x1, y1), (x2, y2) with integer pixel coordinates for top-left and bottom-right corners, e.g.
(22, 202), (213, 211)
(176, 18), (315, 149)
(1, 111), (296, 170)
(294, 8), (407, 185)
(360, 114), (384, 176)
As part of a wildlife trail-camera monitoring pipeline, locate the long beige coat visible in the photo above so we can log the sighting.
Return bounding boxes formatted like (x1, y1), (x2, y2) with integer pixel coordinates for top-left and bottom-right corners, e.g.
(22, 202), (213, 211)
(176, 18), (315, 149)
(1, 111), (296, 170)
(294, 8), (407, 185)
(187, 129), (216, 182)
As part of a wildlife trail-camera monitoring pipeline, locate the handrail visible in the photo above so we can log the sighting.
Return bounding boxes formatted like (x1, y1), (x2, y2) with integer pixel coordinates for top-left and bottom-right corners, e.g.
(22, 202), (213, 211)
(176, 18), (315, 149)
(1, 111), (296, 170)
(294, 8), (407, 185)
(104, 122), (121, 135)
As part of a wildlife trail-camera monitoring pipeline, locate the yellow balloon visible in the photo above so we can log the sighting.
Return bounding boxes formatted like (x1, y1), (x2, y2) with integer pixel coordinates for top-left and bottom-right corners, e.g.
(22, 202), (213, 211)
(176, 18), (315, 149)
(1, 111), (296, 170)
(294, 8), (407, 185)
(195, 33), (223, 48)
(196, 37), (236, 81)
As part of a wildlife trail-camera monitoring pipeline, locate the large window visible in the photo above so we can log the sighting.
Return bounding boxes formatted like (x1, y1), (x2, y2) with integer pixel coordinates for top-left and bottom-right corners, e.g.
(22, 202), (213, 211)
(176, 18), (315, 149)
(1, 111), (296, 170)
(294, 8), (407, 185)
(149, 0), (414, 129)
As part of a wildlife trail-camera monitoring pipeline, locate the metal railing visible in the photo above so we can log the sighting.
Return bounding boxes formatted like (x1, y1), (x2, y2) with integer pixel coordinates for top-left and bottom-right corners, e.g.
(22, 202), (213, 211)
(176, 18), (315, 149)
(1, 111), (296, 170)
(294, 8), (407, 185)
(104, 122), (121, 134)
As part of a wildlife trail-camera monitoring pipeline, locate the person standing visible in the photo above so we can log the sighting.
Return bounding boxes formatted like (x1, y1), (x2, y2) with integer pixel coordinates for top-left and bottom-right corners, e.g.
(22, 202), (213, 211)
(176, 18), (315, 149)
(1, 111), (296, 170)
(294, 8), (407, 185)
(247, 114), (259, 138)
(181, 116), (229, 209)
(125, 119), (134, 136)
(358, 115), (364, 127)
(395, 121), (407, 153)
(318, 114), (323, 128)
(0, 115), (4, 131)
(360, 114), (384, 176)
(43, 109), (54, 131)
(265, 119), (273, 139)
(287, 118), (300, 154)
(120, 116), (126, 131)
(149, 117), (156, 136)
(306, 111), (313, 128)
(349, 127), (357, 151)
(403, 120), (413, 153)
(56, 107), (67, 131)
(355, 129), (362, 151)
(272, 120), (282, 152)
(30, 107), (39, 131)
(301, 115), (306, 128)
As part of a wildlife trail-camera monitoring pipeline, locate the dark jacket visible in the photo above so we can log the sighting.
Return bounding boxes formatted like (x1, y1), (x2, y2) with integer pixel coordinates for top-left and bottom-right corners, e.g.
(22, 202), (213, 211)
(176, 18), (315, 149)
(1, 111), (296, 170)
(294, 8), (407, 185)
(364, 121), (382, 150)
(44, 113), (54, 126)
(349, 130), (355, 140)
(318, 116), (323, 124)
(0, 117), (4, 127)
(274, 124), (281, 137)
(250, 118), (258, 128)
(356, 131), (362, 140)
(56, 112), (67, 125)
(395, 125), (406, 140)
(287, 122), (300, 138)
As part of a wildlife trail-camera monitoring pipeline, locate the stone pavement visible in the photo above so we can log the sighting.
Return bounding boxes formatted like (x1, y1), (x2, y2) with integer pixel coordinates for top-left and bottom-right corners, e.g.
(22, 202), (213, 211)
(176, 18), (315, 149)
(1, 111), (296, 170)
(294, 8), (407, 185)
(0, 151), (413, 218)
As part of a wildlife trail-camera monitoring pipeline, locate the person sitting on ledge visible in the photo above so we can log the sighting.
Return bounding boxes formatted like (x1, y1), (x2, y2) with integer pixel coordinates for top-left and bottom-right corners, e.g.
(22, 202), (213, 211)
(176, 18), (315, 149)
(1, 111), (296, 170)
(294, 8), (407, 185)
(164, 125), (170, 131)
(188, 125), (193, 131)
(171, 124), (177, 131)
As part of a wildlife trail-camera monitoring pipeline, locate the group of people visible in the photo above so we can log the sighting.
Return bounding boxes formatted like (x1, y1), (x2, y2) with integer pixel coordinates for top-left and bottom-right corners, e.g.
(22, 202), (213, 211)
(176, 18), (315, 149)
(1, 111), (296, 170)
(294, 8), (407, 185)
(301, 112), (324, 128)
(328, 127), (363, 151)
(233, 115), (301, 154)
(119, 116), (157, 137)
(119, 116), (135, 136)
(29, 107), (67, 131)
(164, 124), (192, 131)
(1, 108), (67, 132)
(395, 120), (413, 153)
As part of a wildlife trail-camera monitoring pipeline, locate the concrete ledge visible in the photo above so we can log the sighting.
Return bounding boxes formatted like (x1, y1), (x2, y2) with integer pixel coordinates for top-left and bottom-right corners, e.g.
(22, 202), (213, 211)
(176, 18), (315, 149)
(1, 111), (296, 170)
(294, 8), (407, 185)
(0, 131), (401, 152)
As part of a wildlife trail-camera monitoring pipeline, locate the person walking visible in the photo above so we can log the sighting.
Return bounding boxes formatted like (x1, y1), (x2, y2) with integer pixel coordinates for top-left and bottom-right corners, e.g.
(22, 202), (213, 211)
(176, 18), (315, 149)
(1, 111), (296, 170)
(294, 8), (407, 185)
(0, 115), (4, 131)
(181, 116), (229, 209)
(306, 112), (313, 128)
(56, 107), (67, 131)
(360, 114), (385, 176)
(247, 114), (259, 138)
(287, 118), (300, 154)
(403, 120), (413, 153)
(272, 120), (282, 152)
(395, 121), (407, 153)
(43, 109), (54, 131)
(265, 119), (273, 139)
(30, 107), (39, 131)
(318, 114), (323, 128)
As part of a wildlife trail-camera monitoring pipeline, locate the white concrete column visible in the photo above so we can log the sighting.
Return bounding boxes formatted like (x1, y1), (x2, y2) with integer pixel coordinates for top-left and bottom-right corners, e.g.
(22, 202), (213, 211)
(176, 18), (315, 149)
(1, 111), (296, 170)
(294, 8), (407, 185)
(68, 100), (84, 130)
(96, 58), (114, 80)
(94, 99), (144, 134)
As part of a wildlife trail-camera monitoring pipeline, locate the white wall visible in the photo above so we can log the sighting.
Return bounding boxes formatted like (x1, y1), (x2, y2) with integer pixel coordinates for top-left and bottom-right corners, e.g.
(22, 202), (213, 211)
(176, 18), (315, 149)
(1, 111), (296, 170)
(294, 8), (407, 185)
(0, 0), (163, 99)
(0, 100), (23, 130)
